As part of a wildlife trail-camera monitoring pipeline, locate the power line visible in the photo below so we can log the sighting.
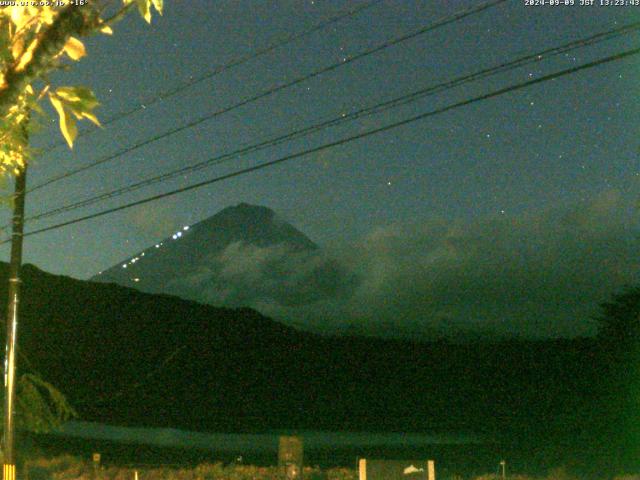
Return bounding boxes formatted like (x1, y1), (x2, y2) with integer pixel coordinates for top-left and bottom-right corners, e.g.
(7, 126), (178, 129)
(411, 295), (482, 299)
(28, 0), (509, 193)
(41, 0), (384, 152)
(6, 45), (638, 244)
(24, 21), (640, 223)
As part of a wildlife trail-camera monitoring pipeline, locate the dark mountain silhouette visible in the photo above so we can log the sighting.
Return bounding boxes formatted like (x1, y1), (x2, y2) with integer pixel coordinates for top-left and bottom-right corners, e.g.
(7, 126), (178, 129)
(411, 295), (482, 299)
(91, 203), (321, 306)
(0, 262), (627, 471)
(1, 263), (600, 432)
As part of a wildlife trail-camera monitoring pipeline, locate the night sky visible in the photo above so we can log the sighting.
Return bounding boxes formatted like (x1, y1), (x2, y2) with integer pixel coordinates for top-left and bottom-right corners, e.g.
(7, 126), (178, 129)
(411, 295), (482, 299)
(2, 0), (639, 337)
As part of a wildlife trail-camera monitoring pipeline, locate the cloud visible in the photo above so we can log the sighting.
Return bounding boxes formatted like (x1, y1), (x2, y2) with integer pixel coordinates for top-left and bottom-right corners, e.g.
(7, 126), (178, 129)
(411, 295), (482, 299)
(341, 191), (638, 337)
(169, 191), (640, 339)
(167, 241), (358, 308)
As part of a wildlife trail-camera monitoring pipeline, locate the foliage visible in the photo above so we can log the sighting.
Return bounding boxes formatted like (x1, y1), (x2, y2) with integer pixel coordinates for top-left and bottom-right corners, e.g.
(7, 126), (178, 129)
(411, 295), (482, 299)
(0, 0), (163, 175)
(0, 372), (75, 437)
(13, 373), (76, 433)
(19, 458), (609, 480)
(592, 286), (640, 468)
(595, 286), (640, 347)
(22, 458), (355, 480)
(0, 0), (163, 435)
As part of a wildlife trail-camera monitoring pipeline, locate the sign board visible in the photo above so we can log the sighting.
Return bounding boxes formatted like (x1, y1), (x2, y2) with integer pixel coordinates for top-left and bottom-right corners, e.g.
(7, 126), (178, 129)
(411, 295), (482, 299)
(358, 459), (435, 480)
(278, 436), (303, 480)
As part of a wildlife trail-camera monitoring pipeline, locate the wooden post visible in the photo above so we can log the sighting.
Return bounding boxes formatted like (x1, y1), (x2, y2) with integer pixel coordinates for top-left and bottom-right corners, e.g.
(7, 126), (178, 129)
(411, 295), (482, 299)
(358, 459), (367, 480)
(427, 460), (435, 480)
(278, 436), (303, 480)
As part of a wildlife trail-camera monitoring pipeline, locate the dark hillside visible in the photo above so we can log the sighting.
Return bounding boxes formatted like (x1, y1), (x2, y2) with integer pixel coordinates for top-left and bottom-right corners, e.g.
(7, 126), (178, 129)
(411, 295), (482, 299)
(0, 263), (616, 469)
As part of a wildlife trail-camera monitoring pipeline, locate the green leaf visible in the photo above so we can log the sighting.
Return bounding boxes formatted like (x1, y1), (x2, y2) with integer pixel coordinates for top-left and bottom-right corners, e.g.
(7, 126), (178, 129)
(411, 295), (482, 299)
(136, 0), (152, 23)
(99, 23), (113, 35)
(49, 93), (77, 148)
(55, 86), (99, 109)
(53, 86), (101, 128)
(62, 36), (86, 61)
(151, 0), (163, 15)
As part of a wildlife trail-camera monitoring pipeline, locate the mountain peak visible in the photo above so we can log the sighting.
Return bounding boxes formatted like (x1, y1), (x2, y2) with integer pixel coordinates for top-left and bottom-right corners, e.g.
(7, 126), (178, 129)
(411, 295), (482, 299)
(195, 203), (316, 251)
(234, 202), (267, 210)
(92, 204), (317, 301)
(207, 203), (277, 227)
(222, 202), (273, 215)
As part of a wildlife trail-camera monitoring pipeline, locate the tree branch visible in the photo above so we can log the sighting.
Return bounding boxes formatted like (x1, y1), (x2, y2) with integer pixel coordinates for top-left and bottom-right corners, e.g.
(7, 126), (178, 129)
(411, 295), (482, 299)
(0, 3), (100, 119)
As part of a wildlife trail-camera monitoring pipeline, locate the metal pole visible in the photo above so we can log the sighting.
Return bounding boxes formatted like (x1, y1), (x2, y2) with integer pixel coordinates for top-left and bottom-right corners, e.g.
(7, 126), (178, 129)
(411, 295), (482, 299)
(3, 161), (27, 480)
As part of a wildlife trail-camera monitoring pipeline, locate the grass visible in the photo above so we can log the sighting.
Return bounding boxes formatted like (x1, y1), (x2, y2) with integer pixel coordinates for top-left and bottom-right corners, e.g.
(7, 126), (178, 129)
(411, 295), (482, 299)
(20, 455), (640, 480)
(22, 456), (357, 480)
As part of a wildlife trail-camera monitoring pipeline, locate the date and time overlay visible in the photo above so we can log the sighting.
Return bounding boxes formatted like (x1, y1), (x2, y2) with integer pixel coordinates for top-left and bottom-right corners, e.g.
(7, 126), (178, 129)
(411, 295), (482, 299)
(525, 0), (639, 6)
(0, 1), (87, 6)
(0, 0), (637, 8)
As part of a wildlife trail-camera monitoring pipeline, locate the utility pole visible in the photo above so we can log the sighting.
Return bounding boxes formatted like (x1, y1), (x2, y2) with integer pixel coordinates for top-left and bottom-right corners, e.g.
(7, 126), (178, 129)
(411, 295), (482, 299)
(3, 159), (27, 480)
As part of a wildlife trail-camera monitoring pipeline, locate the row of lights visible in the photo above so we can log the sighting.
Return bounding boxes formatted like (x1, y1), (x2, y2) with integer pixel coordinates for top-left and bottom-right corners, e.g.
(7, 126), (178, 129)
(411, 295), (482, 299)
(120, 225), (191, 270)
(172, 225), (189, 240)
